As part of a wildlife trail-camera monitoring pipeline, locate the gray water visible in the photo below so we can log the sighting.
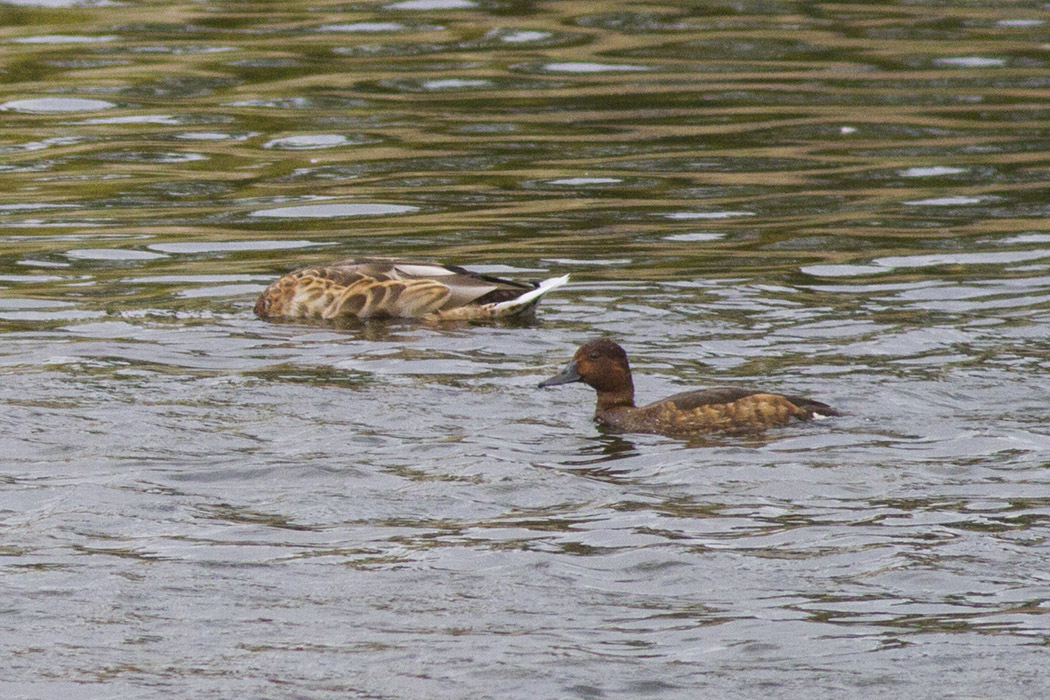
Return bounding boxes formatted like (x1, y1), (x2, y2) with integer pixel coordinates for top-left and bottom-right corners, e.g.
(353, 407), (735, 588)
(3, 0), (1050, 697)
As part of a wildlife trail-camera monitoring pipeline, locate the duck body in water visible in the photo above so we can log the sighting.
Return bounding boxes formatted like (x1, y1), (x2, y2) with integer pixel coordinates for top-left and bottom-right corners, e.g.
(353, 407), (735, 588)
(255, 258), (569, 321)
(539, 339), (839, 437)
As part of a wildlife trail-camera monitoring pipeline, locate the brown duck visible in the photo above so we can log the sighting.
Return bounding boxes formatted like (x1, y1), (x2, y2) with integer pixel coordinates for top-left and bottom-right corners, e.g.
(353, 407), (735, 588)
(539, 339), (840, 437)
(255, 258), (569, 321)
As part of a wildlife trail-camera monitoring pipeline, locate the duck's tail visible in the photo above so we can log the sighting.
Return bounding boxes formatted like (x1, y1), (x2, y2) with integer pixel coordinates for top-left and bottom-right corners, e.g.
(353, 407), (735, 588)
(491, 274), (570, 317)
(428, 274), (569, 320)
(790, 396), (842, 419)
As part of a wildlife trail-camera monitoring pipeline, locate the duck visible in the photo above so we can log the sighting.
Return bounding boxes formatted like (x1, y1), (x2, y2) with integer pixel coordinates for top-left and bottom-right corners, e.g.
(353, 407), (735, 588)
(254, 258), (569, 321)
(539, 339), (840, 437)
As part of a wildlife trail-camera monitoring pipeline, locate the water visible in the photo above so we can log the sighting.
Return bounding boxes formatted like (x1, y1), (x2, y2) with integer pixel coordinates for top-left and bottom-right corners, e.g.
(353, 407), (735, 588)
(3, 0), (1050, 697)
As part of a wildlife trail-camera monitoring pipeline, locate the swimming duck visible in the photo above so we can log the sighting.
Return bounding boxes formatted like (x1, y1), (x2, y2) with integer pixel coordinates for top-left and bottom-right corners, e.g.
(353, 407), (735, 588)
(255, 258), (569, 321)
(539, 339), (839, 437)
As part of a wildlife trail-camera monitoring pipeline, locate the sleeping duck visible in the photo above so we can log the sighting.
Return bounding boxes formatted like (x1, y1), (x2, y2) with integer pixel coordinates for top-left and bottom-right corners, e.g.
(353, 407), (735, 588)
(255, 258), (569, 321)
(540, 339), (839, 437)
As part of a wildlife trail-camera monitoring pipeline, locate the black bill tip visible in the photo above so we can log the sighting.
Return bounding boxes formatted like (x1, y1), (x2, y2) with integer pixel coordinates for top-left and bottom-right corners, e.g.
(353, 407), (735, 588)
(539, 359), (581, 388)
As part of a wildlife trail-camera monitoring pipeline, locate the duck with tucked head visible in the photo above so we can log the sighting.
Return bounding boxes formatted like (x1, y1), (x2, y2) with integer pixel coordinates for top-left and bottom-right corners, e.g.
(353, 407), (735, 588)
(539, 339), (840, 437)
(255, 258), (569, 322)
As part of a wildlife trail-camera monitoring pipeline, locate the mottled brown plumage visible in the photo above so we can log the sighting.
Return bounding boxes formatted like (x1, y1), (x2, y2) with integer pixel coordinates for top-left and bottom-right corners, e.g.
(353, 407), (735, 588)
(254, 258), (569, 321)
(539, 339), (839, 437)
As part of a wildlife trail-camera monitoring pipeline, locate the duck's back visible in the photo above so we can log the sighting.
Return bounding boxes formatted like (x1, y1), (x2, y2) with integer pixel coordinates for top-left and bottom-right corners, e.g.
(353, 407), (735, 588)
(600, 386), (839, 435)
(255, 258), (535, 320)
(658, 387), (838, 416)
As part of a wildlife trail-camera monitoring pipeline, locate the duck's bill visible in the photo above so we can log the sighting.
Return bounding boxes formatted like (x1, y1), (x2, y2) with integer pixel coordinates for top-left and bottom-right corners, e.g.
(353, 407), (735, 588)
(539, 359), (581, 387)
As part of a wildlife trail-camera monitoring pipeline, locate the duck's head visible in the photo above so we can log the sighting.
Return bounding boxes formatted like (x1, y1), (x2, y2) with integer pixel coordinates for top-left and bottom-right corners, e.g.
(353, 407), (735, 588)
(539, 339), (634, 397)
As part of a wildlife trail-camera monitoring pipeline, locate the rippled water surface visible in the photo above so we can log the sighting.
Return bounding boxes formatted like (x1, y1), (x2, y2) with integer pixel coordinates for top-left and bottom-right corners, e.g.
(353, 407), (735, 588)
(4, 0), (1050, 697)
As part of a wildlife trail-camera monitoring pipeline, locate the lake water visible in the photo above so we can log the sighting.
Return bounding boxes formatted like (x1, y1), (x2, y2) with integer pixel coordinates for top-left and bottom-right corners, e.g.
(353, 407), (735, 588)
(3, 0), (1050, 697)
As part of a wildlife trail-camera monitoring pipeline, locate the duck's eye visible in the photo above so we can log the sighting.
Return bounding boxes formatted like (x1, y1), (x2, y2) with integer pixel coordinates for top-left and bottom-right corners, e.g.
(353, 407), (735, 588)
(588, 351), (600, 360)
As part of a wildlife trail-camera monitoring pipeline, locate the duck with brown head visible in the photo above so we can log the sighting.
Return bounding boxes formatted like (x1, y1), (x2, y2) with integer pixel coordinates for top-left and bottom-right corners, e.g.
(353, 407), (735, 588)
(539, 339), (840, 437)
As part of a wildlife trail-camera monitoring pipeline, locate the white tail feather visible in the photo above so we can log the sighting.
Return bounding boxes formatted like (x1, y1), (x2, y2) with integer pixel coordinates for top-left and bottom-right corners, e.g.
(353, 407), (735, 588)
(493, 274), (570, 312)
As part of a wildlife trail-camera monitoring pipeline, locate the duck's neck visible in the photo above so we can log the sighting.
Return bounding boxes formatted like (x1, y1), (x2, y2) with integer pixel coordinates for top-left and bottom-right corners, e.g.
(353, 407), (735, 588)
(595, 378), (635, 412)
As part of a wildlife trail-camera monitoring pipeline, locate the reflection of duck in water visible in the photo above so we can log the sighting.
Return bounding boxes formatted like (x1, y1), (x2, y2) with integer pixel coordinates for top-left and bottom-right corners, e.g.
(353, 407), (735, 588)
(540, 339), (840, 437)
(255, 258), (569, 321)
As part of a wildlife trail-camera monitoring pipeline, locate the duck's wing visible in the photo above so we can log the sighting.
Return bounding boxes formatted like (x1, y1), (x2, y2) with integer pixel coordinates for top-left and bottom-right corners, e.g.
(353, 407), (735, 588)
(654, 387), (765, 410)
(384, 260), (536, 308)
(335, 259), (536, 306)
(654, 387), (840, 418)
